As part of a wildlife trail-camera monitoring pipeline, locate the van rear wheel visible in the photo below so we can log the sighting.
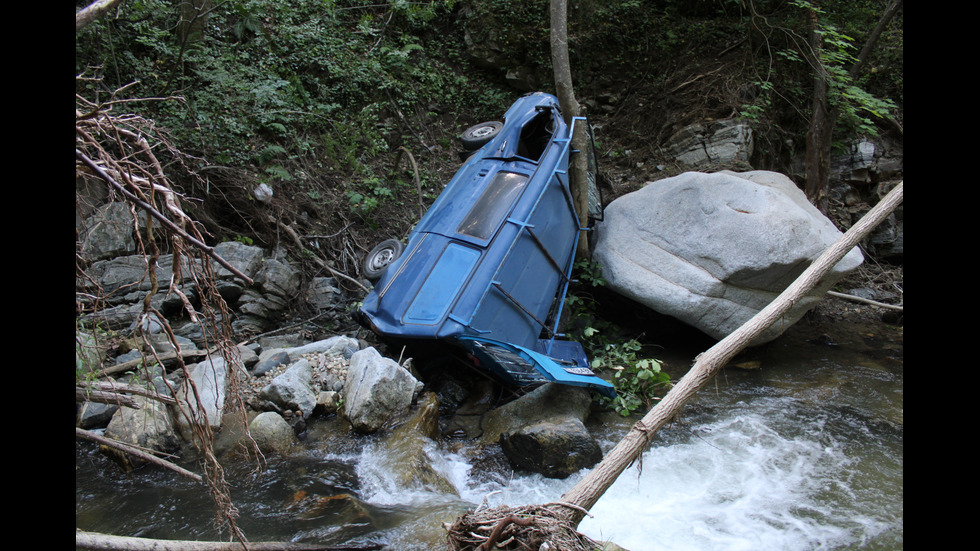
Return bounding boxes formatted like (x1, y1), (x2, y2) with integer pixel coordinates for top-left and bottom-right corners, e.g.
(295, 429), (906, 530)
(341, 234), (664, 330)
(460, 121), (503, 150)
(363, 239), (404, 282)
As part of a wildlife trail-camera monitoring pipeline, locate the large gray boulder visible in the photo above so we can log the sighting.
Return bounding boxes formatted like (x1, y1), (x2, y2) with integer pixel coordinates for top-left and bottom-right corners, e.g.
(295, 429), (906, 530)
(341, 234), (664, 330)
(593, 170), (864, 344)
(342, 347), (421, 434)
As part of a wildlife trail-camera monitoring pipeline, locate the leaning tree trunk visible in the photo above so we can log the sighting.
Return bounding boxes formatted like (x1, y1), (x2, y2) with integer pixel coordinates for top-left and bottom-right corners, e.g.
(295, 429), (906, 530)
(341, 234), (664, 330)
(550, 0), (591, 260)
(557, 181), (904, 526)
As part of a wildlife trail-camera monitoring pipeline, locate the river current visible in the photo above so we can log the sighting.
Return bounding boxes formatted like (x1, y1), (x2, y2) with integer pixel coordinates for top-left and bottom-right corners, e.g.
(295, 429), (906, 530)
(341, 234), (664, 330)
(76, 316), (902, 550)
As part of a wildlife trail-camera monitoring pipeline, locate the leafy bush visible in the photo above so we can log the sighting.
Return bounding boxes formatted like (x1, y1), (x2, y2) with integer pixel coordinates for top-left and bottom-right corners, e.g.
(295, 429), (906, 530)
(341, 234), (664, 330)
(565, 260), (671, 416)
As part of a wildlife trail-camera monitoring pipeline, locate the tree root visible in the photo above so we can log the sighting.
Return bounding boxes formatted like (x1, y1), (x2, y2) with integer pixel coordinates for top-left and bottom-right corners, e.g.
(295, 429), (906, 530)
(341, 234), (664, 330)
(445, 504), (600, 551)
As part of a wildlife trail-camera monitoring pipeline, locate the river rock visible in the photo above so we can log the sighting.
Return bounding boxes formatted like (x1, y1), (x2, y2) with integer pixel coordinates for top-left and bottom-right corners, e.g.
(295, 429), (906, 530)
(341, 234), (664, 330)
(316, 390), (341, 415)
(500, 417), (602, 479)
(258, 358), (318, 419)
(593, 170), (864, 345)
(479, 383), (593, 443)
(248, 411), (296, 454)
(477, 383), (602, 478)
(342, 347), (422, 434)
(174, 355), (246, 438)
(77, 401), (118, 430)
(253, 349), (291, 376)
(104, 394), (180, 467)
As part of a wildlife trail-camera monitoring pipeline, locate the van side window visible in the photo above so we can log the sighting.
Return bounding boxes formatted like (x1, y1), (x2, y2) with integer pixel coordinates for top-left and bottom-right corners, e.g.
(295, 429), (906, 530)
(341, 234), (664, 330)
(457, 171), (529, 240)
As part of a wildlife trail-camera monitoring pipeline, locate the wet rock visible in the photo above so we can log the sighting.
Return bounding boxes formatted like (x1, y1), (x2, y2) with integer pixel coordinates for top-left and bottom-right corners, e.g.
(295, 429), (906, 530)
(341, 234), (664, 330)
(480, 383), (593, 444)
(316, 390), (341, 415)
(371, 393), (457, 495)
(248, 411), (296, 453)
(500, 417), (602, 479)
(476, 383), (602, 478)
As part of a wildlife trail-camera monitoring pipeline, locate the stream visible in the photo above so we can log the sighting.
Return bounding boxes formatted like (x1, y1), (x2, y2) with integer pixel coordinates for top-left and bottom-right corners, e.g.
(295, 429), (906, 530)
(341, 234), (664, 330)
(75, 315), (903, 550)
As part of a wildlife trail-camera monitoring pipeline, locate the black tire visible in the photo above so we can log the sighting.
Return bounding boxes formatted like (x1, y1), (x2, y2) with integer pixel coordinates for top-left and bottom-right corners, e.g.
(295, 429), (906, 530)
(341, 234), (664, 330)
(460, 121), (503, 150)
(363, 239), (404, 282)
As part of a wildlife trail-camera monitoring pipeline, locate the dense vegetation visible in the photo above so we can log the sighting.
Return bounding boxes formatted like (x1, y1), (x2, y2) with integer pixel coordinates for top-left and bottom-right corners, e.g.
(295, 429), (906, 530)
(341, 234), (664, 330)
(76, 0), (902, 246)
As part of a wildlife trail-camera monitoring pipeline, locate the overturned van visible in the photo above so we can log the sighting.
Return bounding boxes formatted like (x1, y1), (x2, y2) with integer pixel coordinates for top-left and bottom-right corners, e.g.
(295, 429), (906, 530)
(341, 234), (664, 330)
(355, 92), (614, 398)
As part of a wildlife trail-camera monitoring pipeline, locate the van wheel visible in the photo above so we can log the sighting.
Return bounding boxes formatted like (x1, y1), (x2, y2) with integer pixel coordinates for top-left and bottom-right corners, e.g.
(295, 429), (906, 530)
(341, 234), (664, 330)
(363, 239), (404, 282)
(460, 121), (503, 150)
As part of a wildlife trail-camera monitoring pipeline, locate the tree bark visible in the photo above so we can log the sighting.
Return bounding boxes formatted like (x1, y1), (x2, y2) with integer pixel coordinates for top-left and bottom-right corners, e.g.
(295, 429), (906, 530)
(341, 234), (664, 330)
(76, 0), (125, 33)
(558, 181), (904, 526)
(178, 1), (213, 44)
(803, 3), (831, 211)
(550, 0), (591, 259)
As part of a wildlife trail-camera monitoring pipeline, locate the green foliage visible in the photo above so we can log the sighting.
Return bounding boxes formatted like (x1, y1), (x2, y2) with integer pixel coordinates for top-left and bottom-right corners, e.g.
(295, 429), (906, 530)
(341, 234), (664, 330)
(566, 260), (670, 416)
(76, 0), (487, 176)
(738, 0), (902, 150)
(794, 0), (898, 137)
(590, 338), (670, 417)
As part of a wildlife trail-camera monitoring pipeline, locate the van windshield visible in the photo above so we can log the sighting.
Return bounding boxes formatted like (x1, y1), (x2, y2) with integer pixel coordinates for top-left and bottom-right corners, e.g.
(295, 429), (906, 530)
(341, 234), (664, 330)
(457, 171), (528, 240)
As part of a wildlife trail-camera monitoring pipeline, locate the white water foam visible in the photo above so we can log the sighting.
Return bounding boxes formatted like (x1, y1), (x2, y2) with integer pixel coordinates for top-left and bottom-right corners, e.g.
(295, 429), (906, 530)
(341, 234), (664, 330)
(458, 398), (899, 550)
(355, 438), (474, 507)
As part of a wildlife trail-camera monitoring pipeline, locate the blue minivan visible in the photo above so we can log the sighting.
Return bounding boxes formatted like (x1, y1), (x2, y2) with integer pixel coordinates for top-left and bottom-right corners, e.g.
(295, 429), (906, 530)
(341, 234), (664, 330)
(356, 92), (614, 397)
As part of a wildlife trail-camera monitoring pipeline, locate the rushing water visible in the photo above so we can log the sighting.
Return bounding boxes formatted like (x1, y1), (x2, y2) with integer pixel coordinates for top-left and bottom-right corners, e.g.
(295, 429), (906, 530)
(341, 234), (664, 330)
(76, 317), (902, 550)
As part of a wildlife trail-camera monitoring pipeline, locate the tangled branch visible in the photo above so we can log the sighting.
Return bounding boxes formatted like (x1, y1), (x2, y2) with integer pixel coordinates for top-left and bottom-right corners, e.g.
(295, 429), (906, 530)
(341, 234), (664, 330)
(445, 504), (600, 551)
(75, 76), (258, 542)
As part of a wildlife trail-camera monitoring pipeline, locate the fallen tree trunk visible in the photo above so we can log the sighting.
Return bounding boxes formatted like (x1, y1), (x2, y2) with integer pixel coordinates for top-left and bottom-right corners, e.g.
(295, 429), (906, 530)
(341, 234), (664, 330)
(75, 427), (203, 483)
(557, 181), (904, 525)
(75, 530), (382, 551)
